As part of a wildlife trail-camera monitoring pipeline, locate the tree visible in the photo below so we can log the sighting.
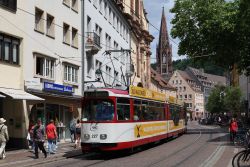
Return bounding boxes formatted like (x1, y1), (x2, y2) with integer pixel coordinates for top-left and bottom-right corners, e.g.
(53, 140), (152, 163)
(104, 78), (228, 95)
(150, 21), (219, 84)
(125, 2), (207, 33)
(224, 86), (243, 114)
(206, 85), (226, 114)
(170, 0), (250, 76)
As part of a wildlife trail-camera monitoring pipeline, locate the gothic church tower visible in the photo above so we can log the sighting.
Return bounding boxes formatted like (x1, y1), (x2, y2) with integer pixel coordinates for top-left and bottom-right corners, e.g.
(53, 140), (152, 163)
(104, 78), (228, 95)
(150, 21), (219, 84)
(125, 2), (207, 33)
(156, 7), (173, 80)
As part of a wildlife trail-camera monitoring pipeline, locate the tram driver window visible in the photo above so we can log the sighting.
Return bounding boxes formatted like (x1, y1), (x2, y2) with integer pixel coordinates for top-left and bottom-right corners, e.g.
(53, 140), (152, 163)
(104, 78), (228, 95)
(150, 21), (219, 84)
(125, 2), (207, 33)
(117, 98), (130, 121)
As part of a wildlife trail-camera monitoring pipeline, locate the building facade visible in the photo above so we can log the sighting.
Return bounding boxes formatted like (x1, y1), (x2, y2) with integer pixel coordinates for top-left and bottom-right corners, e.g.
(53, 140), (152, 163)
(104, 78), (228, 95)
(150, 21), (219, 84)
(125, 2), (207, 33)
(156, 7), (173, 80)
(186, 67), (226, 117)
(168, 70), (204, 119)
(0, 0), (82, 148)
(84, 0), (131, 89)
(117, 0), (153, 88)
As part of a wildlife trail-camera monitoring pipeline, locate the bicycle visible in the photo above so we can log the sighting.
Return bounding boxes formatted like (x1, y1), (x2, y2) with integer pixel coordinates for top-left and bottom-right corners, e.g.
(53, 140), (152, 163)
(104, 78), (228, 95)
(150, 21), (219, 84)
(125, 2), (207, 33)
(232, 129), (250, 167)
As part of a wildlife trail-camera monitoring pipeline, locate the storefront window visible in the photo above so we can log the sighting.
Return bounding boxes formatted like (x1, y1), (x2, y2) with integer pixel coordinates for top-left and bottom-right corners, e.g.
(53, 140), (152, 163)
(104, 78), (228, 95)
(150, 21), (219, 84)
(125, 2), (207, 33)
(83, 100), (114, 121)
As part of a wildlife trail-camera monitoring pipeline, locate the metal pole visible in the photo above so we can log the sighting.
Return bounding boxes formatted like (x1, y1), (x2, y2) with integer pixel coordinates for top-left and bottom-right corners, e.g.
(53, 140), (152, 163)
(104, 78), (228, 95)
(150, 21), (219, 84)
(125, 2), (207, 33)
(81, 0), (85, 97)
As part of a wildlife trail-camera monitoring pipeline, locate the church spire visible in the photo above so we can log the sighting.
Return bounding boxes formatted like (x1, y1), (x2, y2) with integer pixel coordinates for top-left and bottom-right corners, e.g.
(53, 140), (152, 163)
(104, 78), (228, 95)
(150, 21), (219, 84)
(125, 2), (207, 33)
(156, 6), (173, 80)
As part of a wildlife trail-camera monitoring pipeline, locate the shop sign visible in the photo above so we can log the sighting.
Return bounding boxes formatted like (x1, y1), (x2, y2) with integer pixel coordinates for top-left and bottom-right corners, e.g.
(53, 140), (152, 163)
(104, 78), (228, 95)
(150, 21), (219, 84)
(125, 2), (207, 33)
(129, 86), (166, 102)
(44, 82), (73, 94)
(25, 78), (42, 90)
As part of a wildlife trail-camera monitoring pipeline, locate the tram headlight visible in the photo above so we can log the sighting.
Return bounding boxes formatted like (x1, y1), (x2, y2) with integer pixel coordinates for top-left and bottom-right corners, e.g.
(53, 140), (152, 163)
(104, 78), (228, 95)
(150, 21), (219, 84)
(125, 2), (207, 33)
(84, 134), (90, 140)
(100, 134), (107, 140)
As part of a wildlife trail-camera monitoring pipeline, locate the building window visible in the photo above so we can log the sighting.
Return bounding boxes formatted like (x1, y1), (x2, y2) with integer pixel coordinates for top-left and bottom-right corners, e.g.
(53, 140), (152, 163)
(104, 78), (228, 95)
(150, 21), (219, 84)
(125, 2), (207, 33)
(64, 64), (78, 83)
(63, 23), (70, 44)
(183, 86), (186, 91)
(71, 0), (78, 12)
(95, 24), (102, 44)
(63, 0), (70, 7)
(99, 0), (103, 13)
(180, 80), (182, 84)
(0, 34), (20, 65)
(184, 94), (187, 99)
(106, 66), (111, 85)
(120, 47), (125, 63)
(104, 2), (107, 18)
(113, 12), (116, 28)
(109, 7), (112, 24)
(114, 71), (119, 86)
(0, 0), (17, 11)
(105, 33), (111, 50)
(180, 95), (182, 99)
(95, 60), (102, 81)
(120, 23), (123, 36)
(114, 41), (118, 59)
(46, 14), (55, 38)
(35, 54), (55, 79)
(72, 27), (78, 48)
(189, 94), (192, 99)
(35, 7), (44, 33)
(117, 18), (120, 32)
(87, 16), (91, 32)
(86, 54), (93, 77)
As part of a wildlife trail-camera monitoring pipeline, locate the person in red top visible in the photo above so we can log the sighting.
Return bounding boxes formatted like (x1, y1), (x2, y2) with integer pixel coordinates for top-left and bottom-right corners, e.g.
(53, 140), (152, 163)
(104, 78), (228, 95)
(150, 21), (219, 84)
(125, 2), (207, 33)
(229, 117), (238, 142)
(46, 120), (57, 154)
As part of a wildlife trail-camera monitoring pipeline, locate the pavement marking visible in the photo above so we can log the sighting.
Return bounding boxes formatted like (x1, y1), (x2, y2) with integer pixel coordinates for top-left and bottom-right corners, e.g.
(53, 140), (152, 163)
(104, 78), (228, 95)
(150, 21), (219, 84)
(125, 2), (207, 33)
(199, 145), (225, 167)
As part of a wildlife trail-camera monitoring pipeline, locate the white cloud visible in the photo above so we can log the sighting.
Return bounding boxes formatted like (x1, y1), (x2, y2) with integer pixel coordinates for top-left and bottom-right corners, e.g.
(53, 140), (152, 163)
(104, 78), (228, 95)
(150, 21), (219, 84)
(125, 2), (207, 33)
(144, 0), (185, 63)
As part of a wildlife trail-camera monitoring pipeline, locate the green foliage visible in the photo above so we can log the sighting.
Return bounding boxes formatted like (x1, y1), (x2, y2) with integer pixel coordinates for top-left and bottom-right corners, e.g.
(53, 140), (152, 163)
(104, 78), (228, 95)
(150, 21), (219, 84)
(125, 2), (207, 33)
(171, 0), (250, 75)
(224, 86), (242, 114)
(172, 58), (225, 76)
(206, 85), (243, 114)
(206, 85), (226, 114)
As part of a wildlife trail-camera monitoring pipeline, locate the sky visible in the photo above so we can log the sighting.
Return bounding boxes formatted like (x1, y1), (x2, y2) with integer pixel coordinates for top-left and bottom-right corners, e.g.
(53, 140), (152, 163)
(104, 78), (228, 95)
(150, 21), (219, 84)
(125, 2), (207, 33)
(144, 0), (183, 63)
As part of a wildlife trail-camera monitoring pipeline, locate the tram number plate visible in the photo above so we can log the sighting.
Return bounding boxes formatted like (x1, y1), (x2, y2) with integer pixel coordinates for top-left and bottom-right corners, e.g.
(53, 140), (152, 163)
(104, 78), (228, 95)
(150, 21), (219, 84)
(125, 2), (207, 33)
(91, 134), (98, 138)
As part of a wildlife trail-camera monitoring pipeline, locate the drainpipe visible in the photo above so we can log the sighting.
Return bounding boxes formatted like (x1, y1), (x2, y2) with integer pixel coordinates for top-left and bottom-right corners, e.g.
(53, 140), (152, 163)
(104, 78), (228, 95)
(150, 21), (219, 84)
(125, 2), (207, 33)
(81, 0), (85, 117)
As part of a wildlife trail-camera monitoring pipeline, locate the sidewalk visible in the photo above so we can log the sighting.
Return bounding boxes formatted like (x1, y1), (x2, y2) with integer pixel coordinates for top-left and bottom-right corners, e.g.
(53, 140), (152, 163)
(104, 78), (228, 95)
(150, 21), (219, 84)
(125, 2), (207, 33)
(0, 142), (82, 167)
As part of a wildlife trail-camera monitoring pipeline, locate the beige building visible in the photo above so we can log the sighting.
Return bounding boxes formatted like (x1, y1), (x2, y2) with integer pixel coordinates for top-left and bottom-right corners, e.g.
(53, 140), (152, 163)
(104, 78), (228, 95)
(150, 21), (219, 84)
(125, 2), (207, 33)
(168, 70), (204, 119)
(116, 0), (154, 88)
(0, 0), (82, 148)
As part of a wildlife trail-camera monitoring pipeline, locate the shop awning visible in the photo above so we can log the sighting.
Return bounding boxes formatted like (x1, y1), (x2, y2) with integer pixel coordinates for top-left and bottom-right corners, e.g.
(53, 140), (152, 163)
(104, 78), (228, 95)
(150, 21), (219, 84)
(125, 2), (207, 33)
(0, 87), (44, 100)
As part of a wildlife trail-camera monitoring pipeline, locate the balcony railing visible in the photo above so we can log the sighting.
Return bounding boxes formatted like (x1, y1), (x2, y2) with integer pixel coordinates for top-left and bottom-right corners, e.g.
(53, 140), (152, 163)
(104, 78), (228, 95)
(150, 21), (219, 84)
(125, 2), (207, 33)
(86, 32), (101, 47)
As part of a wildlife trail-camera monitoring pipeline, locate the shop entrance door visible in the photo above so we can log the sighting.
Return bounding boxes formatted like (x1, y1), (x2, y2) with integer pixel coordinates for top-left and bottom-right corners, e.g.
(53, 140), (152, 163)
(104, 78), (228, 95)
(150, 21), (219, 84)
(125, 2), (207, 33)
(63, 106), (72, 140)
(46, 104), (59, 125)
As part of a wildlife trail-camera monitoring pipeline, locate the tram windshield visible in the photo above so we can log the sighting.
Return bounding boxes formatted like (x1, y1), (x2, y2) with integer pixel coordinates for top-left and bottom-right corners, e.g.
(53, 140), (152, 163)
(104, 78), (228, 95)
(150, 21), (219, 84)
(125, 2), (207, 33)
(82, 100), (114, 121)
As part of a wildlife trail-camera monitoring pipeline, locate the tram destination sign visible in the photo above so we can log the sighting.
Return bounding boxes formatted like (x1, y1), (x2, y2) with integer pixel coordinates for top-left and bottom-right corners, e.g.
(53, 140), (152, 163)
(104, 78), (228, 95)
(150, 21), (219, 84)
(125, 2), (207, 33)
(129, 86), (166, 102)
(84, 91), (109, 97)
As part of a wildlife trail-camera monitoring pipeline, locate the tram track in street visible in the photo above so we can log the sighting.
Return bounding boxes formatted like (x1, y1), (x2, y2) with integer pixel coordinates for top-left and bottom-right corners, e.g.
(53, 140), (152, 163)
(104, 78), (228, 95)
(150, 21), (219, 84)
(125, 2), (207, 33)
(23, 125), (211, 167)
(143, 125), (203, 167)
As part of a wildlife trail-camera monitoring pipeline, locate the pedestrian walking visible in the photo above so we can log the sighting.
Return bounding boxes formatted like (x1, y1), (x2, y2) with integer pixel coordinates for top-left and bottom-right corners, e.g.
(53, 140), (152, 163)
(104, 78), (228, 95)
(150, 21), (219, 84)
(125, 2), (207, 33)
(74, 119), (81, 148)
(229, 117), (238, 143)
(46, 120), (57, 154)
(0, 118), (9, 159)
(28, 120), (35, 151)
(69, 118), (76, 143)
(33, 119), (47, 159)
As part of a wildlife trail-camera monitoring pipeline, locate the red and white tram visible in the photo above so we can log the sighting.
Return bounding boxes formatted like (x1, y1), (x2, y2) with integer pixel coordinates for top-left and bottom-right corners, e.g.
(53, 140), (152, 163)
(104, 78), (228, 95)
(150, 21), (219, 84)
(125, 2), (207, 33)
(81, 86), (186, 152)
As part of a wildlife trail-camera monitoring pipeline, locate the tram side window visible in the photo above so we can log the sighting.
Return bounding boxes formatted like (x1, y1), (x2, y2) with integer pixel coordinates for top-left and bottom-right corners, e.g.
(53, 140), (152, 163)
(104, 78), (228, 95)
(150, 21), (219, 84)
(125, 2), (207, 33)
(117, 98), (130, 121)
(147, 102), (165, 121)
(133, 99), (142, 121)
